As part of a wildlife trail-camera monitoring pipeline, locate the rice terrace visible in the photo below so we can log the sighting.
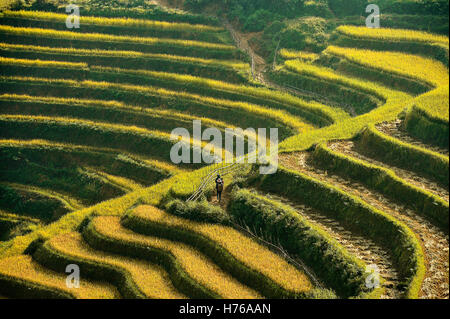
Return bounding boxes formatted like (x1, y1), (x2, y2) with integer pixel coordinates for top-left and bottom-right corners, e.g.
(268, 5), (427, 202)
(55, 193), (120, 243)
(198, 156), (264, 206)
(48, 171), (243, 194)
(0, 0), (448, 304)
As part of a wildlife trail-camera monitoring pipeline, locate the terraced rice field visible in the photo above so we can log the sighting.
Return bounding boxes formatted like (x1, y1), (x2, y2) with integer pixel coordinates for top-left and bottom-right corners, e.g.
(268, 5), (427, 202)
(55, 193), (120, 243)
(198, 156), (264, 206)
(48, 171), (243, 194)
(0, 3), (448, 300)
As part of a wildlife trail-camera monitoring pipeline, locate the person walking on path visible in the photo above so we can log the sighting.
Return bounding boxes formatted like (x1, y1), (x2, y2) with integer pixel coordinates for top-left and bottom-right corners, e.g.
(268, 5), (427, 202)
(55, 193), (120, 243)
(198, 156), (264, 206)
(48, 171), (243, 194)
(215, 174), (224, 203)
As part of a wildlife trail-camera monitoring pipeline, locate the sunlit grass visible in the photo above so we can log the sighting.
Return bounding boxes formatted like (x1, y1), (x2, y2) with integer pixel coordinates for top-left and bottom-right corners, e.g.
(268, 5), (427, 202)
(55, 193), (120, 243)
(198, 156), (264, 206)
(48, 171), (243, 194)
(3, 182), (85, 211)
(80, 167), (143, 192)
(0, 138), (185, 175)
(3, 10), (223, 32)
(0, 43), (247, 70)
(279, 49), (319, 61)
(326, 46), (449, 87)
(0, 75), (311, 133)
(91, 64), (344, 126)
(47, 232), (186, 298)
(0, 255), (119, 298)
(132, 205), (314, 294)
(413, 85), (449, 122)
(0, 25), (235, 50)
(0, 93), (235, 135)
(93, 216), (261, 298)
(0, 56), (87, 69)
(0, 113), (233, 164)
(0, 114), (175, 140)
(0, 180), (169, 258)
(337, 26), (449, 45)
(0, 209), (42, 226)
(284, 59), (400, 100)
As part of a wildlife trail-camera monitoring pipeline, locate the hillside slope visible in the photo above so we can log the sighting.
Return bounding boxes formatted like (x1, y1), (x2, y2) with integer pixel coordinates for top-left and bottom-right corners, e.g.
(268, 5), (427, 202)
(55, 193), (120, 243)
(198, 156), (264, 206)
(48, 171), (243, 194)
(0, 0), (448, 299)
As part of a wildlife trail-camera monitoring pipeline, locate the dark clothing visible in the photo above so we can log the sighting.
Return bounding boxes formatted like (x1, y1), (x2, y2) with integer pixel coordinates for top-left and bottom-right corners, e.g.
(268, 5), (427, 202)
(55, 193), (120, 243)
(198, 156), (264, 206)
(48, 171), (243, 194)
(215, 177), (223, 189)
(215, 177), (224, 202)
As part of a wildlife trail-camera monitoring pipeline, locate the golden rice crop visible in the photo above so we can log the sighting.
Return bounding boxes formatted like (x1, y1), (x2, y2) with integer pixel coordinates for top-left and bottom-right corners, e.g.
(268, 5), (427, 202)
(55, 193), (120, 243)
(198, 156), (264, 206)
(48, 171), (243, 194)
(0, 114), (174, 140)
(132, 205), (313, 293)
(0, 207), (41, 234)
(326, 46), (449, 87)
(0, 43), (247, 69)
(279, 45), (447, 151)
(0, 137), (185, 175)
(47, 232), (186, 299)
(279, 92), (412, 152)
(0, 172), (177, 258)
(93, 216), (262, 298)
(3, 10), (223, 32)
(414, 85), (449, 122)
(91, 64), (343, 126)
(0, 0), (15, 10)
(284, 59), (402, 100)
(0, 56), (87, 69)
(1, 57), (327, 130)
(279, 49), (319, 61)
(0, 93), (238, 134)
(279, 43), (448, 152)
(1, 57), (321, 131)
(0, 25), (235, 50)
(337, 25), (449, 45)
(0, 75), (310, 133)
(0, 113), (231, 160)
(0, 56), (344, 128)
(0, 255), (119, 299)
(0, 209), (41, 224)
(0, 113), (180, 145)
(80, 167), (143, 192)
(136, 158), (185, 175)
(0, 92), (259, 165)
(4, 182), (85, 211)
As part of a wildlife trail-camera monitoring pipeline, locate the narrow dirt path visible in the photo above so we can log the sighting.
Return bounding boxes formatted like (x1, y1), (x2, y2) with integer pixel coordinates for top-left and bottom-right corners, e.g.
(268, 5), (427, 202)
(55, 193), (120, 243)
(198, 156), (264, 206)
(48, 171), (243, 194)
(280, 152), (449, 299)
(222, 19), (357, 117)
(152, 0), (267, 84)
(376, 120), (449, 157)
(153, 0), (345, 114)
(209, 184), (232, 210)
(329, 140), (449, 202)
(221, 19), (267, 84)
